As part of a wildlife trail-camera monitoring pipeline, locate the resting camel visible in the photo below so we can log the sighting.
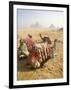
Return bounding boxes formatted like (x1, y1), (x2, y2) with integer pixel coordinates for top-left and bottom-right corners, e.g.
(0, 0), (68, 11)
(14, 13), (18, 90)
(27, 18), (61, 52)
(18, 38), (57, 69)
(28, 38), (57, 68)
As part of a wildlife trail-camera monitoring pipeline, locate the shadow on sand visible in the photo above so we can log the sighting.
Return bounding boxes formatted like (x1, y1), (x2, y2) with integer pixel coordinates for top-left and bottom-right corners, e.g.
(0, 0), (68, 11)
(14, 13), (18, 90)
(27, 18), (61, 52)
(17, 56), (50, 72)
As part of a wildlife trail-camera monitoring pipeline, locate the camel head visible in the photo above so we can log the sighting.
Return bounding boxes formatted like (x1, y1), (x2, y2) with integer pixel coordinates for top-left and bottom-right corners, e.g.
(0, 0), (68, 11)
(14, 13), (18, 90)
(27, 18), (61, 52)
(54, 39), (58, 43)
(19, 39), (24, 45)
(39, 33), (42, 37)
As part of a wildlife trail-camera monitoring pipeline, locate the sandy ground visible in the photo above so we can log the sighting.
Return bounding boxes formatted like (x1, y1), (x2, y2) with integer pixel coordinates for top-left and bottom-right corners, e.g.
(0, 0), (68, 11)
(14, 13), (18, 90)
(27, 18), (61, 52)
(17, 28), (63, 80)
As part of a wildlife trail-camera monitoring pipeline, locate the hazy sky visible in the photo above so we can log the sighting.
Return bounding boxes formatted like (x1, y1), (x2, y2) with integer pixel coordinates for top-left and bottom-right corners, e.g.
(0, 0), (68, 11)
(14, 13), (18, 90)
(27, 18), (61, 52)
(17, 9), (64, 29)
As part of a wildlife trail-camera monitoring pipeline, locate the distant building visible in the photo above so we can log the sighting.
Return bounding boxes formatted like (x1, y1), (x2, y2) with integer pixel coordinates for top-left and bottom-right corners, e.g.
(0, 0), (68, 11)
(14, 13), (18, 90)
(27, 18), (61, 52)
(58, 27), (63, 31)
(49, 24), (56, 31)
(31, 22), (40, 28)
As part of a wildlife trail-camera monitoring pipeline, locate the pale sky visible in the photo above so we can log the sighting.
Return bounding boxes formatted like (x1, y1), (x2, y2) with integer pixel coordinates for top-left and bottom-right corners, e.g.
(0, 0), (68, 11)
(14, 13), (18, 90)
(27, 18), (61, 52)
(17, 9), (64, 29)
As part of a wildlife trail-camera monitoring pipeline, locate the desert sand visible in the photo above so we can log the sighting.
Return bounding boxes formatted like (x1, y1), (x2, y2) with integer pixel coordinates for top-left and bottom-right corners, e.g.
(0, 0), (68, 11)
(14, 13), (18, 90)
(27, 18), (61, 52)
(17, 27), (63, 80)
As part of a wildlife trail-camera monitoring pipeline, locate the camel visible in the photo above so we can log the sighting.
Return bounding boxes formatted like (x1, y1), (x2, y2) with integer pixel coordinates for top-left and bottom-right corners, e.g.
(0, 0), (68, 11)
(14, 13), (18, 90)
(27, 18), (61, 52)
(17, 38), (57, 69)
(29, 38), (57, 68)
